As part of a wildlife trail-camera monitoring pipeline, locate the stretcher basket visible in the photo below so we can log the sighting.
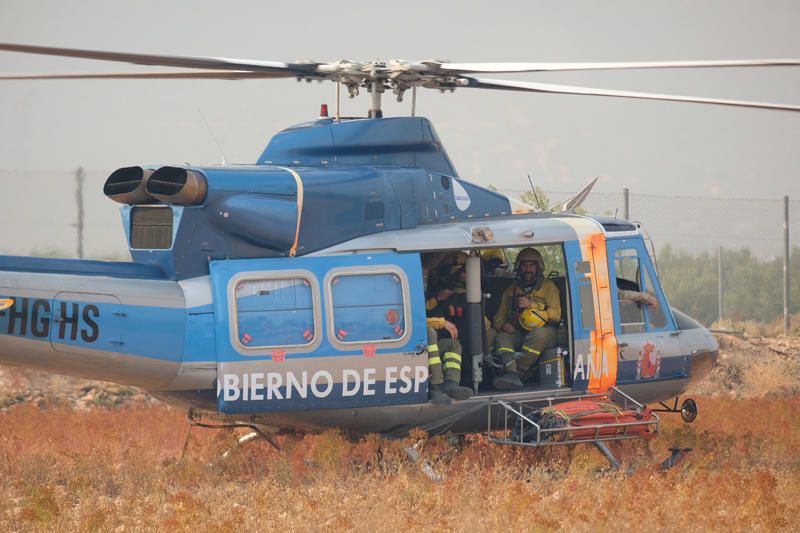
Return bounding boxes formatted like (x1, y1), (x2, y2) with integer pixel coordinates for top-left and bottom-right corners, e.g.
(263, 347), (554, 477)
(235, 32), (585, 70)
(487, 386), (659, 447)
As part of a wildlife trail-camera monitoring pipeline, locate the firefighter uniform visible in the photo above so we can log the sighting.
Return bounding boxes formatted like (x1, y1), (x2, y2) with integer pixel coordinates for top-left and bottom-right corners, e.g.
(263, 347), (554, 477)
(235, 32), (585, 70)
(425, 253), (473, 404)
(492, 248), (561, 387)
(426, 323), (463, 386)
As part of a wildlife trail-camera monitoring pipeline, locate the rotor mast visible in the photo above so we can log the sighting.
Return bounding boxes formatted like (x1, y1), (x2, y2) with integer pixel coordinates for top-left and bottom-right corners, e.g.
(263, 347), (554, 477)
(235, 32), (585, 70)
(368, 79), (384, 118)
(364, 61), (387, 118)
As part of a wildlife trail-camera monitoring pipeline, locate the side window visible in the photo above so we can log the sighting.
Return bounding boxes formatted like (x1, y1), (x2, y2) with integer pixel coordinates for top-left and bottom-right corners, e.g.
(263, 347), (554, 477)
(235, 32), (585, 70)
(331, 271), (407, 343)
(614, 249), (645, 334)
(235, 277), (315, 348)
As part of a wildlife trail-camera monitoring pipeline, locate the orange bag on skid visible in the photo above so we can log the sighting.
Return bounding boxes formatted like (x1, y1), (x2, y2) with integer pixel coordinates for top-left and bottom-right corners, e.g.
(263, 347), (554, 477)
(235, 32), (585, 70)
(533, 399), (658, 442)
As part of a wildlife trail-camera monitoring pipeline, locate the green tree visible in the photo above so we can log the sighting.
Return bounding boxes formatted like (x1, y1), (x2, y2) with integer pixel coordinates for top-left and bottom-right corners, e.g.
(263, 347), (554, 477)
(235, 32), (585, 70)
(657, 244), (799, 325)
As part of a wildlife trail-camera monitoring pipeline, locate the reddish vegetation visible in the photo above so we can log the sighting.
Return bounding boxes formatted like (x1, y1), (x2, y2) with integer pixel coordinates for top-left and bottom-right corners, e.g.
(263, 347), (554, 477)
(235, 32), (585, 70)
(0, 334), (798, 531)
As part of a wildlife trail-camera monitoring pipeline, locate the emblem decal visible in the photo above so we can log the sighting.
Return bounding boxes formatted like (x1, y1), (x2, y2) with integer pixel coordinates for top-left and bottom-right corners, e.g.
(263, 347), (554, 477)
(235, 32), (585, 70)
(452, 179), (472, 211)
(636, 341), (661, 379)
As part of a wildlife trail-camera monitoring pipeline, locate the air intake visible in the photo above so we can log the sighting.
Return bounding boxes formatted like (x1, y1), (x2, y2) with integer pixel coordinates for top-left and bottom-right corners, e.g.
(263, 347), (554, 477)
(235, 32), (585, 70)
(130, 206), (173, 249)
(103, 166), (156, 204)
(146, 166), (208, 205)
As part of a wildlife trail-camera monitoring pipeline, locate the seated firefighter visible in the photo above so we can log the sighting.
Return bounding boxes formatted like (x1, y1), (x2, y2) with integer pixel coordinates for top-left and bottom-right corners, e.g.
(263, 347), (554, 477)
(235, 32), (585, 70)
(492, 247), (561, 390)
(425, 252), (474, 405)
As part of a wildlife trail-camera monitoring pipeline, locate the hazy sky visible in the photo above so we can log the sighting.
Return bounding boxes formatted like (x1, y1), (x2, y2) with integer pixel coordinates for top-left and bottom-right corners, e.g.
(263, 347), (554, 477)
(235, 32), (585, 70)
(0, 0), (798, 256)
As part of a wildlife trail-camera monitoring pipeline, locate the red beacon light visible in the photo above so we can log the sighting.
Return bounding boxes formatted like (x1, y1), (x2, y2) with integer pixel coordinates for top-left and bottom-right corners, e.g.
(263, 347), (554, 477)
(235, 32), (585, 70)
(319, 104), (329, 118)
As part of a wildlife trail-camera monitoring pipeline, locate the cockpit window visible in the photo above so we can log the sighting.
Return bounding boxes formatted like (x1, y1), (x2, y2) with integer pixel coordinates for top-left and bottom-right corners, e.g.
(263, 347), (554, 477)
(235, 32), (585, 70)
(614, 250), (645, 333)
(641, 266), (667, 329)
(612, 246), (670, 333)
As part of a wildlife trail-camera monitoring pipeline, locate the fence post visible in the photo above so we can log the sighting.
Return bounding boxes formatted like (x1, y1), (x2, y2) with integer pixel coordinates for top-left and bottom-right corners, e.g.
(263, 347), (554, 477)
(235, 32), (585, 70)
(784, 196), (790, 336)
(75, 167), (85, 259)
(718, 246), (723, 323)
(623, 187), (629, 220)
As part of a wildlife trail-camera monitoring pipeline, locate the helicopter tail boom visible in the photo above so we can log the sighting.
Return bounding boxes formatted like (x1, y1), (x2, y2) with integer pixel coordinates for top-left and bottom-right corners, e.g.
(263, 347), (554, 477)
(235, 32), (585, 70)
(0, 257), (190, 389)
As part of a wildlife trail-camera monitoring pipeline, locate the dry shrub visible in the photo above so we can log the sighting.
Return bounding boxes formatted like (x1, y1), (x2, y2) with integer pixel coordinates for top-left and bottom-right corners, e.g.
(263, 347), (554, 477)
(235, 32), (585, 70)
(0, 397), (798, 531)
(689, 333), (800, 398)
(712, 313), (800, 338)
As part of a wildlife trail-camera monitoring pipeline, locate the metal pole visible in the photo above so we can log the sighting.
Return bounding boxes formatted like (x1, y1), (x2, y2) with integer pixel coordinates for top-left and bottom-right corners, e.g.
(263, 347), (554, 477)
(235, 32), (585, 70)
(466, 253), (483, 393)
(623, 187), (629, 220)
(784, 195), (790, 336)
(75, 167), (85, 259)
(336, 82), (341, 122)
(368, 80), (383, 118)
(718, 245), (723, 323)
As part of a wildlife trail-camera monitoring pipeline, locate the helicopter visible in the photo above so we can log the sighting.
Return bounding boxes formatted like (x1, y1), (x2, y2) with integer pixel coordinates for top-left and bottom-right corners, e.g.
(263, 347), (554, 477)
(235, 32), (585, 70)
(0, 43), (797, 454)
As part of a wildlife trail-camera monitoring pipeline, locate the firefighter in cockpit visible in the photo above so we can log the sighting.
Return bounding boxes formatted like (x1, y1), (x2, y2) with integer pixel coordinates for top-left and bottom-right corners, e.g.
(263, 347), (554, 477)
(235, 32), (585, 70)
(492, 247), (561, 390)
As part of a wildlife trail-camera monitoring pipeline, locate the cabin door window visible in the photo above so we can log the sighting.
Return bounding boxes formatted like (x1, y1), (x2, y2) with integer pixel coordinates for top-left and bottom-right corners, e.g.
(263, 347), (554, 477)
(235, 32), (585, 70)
(327, 268), (410, 349)
(233, 275), (318, 351)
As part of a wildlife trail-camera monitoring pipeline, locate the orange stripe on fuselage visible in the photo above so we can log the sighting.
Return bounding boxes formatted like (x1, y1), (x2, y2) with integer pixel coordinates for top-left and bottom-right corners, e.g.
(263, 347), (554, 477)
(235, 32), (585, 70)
(580, 232), (618, 392)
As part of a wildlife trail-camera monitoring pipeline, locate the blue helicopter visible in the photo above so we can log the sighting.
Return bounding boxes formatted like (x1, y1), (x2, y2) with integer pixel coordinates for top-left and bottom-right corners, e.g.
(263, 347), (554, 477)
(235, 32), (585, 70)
(0, 43), (797, 452)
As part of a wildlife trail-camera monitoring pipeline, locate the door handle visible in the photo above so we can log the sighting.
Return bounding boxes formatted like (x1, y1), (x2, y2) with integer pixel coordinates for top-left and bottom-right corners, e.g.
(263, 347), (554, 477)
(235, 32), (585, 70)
(618, 342), (629, 348)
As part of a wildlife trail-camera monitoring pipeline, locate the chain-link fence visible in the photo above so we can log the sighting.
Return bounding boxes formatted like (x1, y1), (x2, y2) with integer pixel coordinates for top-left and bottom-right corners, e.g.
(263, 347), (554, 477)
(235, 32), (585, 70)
(500, 188), (800, 259)
(500, 188), (799, 327)
(1, 168), (796, 327)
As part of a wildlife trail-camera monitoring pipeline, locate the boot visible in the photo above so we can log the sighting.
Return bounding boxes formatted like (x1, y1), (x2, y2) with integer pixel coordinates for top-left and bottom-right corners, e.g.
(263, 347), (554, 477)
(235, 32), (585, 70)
(442, 380), (473, 401)
(429, 384), (452, 405)
(493, 371), (523, 390)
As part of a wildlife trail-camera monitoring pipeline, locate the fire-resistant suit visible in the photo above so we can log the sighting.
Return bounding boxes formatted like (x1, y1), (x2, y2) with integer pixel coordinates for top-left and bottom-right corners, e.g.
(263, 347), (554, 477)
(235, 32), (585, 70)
(492, 275), (561, 379)
(425, 253), (473, 404)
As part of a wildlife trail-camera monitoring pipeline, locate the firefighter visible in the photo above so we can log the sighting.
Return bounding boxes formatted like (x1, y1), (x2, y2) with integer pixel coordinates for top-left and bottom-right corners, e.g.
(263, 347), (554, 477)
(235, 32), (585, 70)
(426, 252), (473, 405)
(492, 247), (561, 390)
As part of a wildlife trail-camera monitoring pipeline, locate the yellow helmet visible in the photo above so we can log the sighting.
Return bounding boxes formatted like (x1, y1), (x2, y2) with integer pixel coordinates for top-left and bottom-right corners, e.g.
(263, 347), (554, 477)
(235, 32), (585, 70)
(515, 247), (544, 272)
(480, 248), (504, 262)
(519, 307), (547, 331)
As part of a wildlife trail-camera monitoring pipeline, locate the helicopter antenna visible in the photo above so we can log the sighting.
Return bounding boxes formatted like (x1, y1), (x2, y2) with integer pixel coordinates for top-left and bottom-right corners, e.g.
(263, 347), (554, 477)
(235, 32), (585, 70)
(198, 109), (227, 165)
(527, 173), (546, 211)
(550, 176), (599, 212)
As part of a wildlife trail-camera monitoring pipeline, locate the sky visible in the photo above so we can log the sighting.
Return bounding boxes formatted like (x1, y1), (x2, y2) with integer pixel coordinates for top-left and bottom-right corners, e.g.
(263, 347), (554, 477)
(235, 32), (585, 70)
(0, 0), (798, 257)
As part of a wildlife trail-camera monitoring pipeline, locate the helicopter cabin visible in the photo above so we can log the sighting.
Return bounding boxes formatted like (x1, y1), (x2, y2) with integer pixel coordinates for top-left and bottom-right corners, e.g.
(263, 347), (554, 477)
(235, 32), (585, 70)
(208, 210), (680, 416)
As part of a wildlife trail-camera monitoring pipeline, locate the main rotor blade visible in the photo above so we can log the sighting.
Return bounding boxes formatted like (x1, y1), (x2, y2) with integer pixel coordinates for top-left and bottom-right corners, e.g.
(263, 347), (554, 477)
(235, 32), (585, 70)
(0, 70), (289, 80)
(0, 42), (312, 76)
(441, 59), (800, 74)
(461, 77), (800, 112)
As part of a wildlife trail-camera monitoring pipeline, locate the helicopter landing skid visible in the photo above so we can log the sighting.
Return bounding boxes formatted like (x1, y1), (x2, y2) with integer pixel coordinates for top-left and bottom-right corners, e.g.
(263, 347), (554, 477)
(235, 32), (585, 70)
(182, 408), (282, 458)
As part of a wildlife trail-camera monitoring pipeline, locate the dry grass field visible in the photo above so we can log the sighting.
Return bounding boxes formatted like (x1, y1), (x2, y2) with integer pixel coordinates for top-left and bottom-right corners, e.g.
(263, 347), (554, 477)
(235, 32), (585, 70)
(1, 331), (798, 532)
